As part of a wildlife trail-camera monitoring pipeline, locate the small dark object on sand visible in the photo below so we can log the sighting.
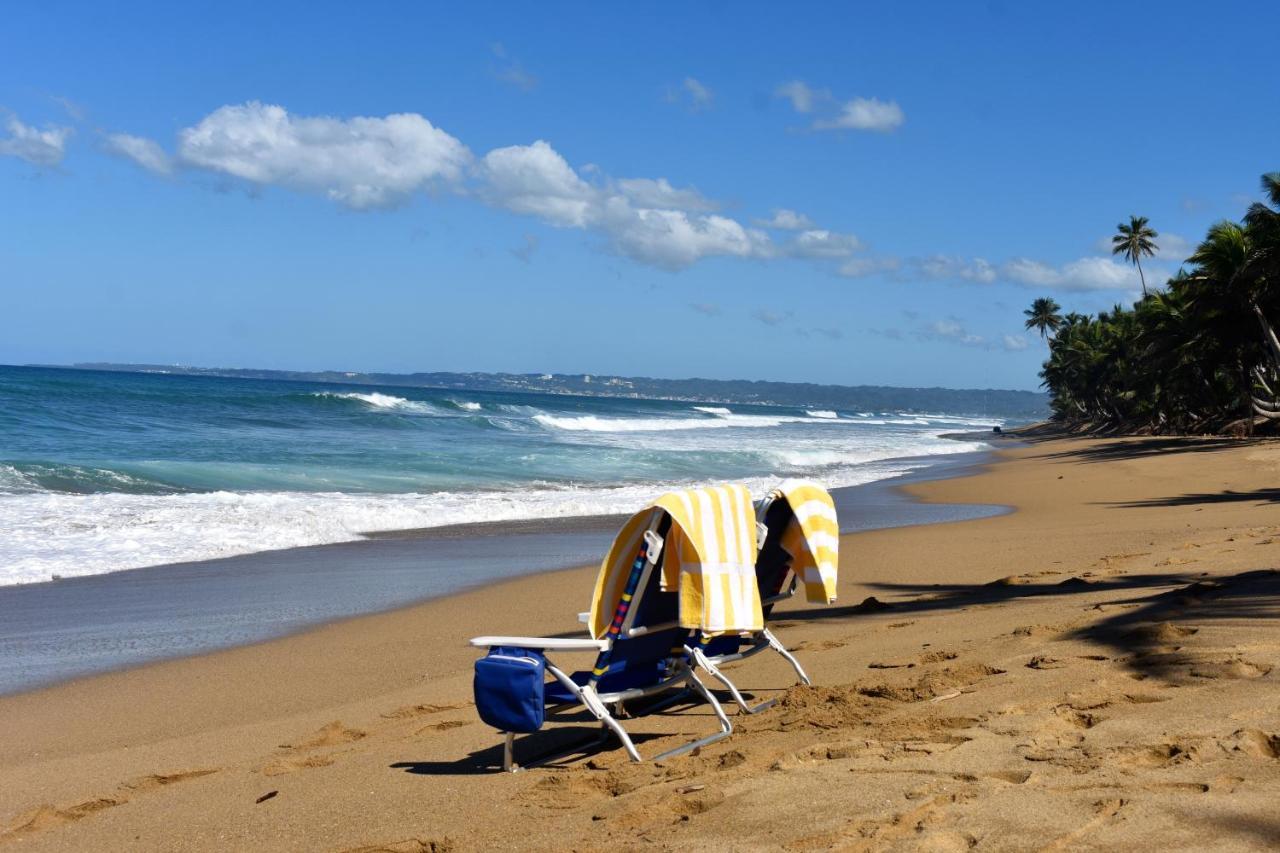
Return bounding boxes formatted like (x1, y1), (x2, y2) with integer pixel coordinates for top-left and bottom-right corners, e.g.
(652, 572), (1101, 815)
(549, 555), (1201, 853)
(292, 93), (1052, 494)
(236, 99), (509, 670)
(993, 426), (1003, 434)
(256, 790), (278, 804)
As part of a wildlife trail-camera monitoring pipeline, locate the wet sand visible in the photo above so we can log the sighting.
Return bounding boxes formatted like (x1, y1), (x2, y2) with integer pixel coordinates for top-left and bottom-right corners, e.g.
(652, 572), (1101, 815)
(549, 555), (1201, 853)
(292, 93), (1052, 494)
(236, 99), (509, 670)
(2, 435), (1278, 851)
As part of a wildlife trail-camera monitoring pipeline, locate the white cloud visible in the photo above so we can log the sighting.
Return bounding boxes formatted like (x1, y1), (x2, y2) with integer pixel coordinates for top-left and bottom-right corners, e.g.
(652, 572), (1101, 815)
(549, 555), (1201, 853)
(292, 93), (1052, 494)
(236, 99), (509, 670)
(925, 319), (986, 347)
(755, 208), (813, 230)
(480, 140), (595, 226)
(602, 202), (766, 270)
(615, 177), (717, 212)
(1001, 256), (1152, 292)
(916, 255), (997, 284)
(775, 80), (821, 113)
(104, 133), (173, 175)
(1002, 334), (1030, 352)
(177, 102), (472, 209)
(0, 115), (72, 167)
(680, 77), (714, 111)
(813, 97), (905, 133)
(480, 140), (766, 269)
(785, 228), (862, 259)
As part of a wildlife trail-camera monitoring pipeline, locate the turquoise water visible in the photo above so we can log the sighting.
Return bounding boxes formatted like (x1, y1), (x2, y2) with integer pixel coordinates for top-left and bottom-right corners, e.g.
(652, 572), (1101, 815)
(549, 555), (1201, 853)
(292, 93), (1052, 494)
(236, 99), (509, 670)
(0, 365), (1006, 585)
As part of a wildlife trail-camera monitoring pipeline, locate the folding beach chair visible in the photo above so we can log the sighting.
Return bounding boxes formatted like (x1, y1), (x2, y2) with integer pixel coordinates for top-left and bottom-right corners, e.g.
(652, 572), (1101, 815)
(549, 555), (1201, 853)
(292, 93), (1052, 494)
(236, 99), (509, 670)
(693, 480), (840, 714)
(470, 484), (765, 771)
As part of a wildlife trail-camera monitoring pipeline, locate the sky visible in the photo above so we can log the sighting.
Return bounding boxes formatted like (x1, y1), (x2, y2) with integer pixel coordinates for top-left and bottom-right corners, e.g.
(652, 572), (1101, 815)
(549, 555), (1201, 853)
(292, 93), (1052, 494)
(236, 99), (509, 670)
(2, 2), (1278, 391)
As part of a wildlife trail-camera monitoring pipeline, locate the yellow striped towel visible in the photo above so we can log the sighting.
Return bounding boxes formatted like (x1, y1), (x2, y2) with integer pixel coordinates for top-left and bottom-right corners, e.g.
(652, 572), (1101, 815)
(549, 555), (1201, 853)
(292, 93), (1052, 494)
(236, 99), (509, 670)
(588, 484), (763, 638)
(771, 480), (839, 604)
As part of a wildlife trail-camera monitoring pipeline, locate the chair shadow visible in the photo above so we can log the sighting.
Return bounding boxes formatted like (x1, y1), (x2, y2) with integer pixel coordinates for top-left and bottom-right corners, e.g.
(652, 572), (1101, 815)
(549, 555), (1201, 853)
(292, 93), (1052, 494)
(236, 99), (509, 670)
(1104, 488), (1280, 508)
(391, 689), (735, 776)
(772, 571), (1211, 625)
(391, 724), (665, 776)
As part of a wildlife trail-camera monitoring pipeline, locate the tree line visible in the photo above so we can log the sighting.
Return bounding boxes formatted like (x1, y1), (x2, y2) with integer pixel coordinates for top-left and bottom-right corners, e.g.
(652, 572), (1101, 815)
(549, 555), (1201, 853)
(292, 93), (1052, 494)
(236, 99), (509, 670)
(1025, 172), (1280, 434)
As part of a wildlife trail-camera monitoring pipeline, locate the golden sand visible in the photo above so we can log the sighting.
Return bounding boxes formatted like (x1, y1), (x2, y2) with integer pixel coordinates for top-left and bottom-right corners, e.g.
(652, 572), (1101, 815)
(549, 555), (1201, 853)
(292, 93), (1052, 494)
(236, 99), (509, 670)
(2, 436), (1278, 851)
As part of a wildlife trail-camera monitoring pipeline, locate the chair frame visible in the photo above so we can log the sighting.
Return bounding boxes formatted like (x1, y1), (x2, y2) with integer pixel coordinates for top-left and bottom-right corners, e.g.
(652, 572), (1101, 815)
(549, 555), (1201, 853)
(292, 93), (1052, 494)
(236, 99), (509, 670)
(469, 511), (734, 772)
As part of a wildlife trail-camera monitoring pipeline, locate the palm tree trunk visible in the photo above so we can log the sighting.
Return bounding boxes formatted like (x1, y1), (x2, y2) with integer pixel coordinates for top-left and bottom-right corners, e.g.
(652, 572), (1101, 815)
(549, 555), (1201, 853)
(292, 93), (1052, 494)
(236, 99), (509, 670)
(1252, 300), (1280, 369)
(1136, 259), (1148, 297)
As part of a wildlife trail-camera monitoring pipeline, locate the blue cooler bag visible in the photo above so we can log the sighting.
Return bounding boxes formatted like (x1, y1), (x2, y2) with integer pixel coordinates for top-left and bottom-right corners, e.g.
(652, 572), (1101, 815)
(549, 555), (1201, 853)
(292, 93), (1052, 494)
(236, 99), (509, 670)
(473, 647), (547, 733)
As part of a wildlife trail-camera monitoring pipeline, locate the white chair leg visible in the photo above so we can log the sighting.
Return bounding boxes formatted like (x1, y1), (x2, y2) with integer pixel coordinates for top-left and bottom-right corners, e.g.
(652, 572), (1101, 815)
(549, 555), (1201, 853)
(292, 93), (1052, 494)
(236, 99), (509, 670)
(764, 627), (811, 686)
(691, 645), (776, 714)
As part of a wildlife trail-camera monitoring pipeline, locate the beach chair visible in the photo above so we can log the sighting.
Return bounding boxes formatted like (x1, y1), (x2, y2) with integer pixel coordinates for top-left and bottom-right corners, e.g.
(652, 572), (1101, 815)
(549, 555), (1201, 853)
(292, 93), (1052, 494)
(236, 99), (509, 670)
(470, 484), (765, 771)
(694, 481), (840, 714)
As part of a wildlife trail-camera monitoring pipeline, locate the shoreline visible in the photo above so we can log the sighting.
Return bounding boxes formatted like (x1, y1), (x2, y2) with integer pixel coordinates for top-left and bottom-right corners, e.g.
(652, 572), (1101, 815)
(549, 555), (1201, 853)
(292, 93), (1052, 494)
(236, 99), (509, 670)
(0, 446), (1007, 697)
(1, 435), (1278, 850)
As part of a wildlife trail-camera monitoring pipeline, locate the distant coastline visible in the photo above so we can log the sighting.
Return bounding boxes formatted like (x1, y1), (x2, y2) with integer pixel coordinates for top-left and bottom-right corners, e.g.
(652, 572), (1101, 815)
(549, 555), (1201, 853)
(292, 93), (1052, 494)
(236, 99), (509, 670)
(23, 362), (1050, 419)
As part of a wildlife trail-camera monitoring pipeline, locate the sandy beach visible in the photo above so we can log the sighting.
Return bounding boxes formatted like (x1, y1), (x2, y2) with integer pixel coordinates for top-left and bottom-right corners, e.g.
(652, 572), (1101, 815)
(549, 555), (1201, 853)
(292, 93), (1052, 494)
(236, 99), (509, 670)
(2, 434), (1279, 851)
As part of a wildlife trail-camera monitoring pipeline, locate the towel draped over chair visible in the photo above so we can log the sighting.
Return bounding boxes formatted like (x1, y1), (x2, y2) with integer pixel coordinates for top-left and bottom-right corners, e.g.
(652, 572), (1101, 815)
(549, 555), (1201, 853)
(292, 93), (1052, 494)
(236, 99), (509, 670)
(588, 484), (763, 638)
(770, 479), (839, 604)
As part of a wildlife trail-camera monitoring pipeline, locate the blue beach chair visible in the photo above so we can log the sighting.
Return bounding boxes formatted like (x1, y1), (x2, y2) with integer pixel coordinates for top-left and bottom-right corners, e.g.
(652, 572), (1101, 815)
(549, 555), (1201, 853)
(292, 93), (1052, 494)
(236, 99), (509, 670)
(470, 485), (763, 771)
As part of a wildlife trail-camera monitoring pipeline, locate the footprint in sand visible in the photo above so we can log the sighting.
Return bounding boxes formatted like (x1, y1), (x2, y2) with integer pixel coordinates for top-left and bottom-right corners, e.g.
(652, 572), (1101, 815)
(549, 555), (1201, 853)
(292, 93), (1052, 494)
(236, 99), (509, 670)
(414, 720), (470, 735)
(3, 768), (218, 840)
(380, 702), (469, 720)
(123, 769), (218, 791)
(261, 755), (336, 776)
(1227, 728), (1280, 759)
(280, 720), (367, 751)
(3, 798), (125, 839)
(1188, 659), (1273, 680)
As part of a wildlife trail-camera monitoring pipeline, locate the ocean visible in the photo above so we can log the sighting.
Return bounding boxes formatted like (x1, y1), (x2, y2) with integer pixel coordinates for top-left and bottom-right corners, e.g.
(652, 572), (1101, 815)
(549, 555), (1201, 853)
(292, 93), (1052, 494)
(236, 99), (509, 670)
(0, 365), (1009, 587)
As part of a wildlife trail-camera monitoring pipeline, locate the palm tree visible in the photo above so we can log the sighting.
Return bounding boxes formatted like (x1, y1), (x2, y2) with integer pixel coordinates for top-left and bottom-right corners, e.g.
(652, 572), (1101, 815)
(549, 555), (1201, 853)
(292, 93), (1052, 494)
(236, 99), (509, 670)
(1112, 215), (1159, 296)
(1023, 297), (1063, 339)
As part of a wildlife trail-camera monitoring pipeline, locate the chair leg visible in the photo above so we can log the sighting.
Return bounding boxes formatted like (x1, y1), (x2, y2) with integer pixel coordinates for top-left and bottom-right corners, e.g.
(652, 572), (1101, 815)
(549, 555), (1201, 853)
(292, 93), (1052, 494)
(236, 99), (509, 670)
(764, 627), (811, 686)
(502, 732), (516, 772)
(650, 663), (734, 762)
(690, 645), (776, 715)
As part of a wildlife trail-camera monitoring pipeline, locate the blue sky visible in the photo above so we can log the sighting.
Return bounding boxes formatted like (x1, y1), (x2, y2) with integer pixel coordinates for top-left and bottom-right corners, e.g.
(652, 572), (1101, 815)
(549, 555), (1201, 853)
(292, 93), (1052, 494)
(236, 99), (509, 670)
(2, 2), (1277, 391)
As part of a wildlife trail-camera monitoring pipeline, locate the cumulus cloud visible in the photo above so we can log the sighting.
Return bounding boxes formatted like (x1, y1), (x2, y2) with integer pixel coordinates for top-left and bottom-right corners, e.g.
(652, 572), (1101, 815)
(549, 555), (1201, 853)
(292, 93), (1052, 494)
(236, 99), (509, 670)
(615, 177), (717, 212)
(103, 132), (173, 174)
(480, 139), (767, 269)
(755, 208), (814, 230)
(603, 204), (766, 269)
(177, 102), (472, 209)
(480, 140), (595, 226)
(784, 228), (862, 259)
(813, 97), (905, 132)
(0, 114), (72, 167)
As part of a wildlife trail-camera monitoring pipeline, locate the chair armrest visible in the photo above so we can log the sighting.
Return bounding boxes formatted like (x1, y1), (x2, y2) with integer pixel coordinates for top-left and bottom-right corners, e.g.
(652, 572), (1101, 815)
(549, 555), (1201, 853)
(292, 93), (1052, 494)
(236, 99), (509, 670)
(469, 635), (609, 651)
